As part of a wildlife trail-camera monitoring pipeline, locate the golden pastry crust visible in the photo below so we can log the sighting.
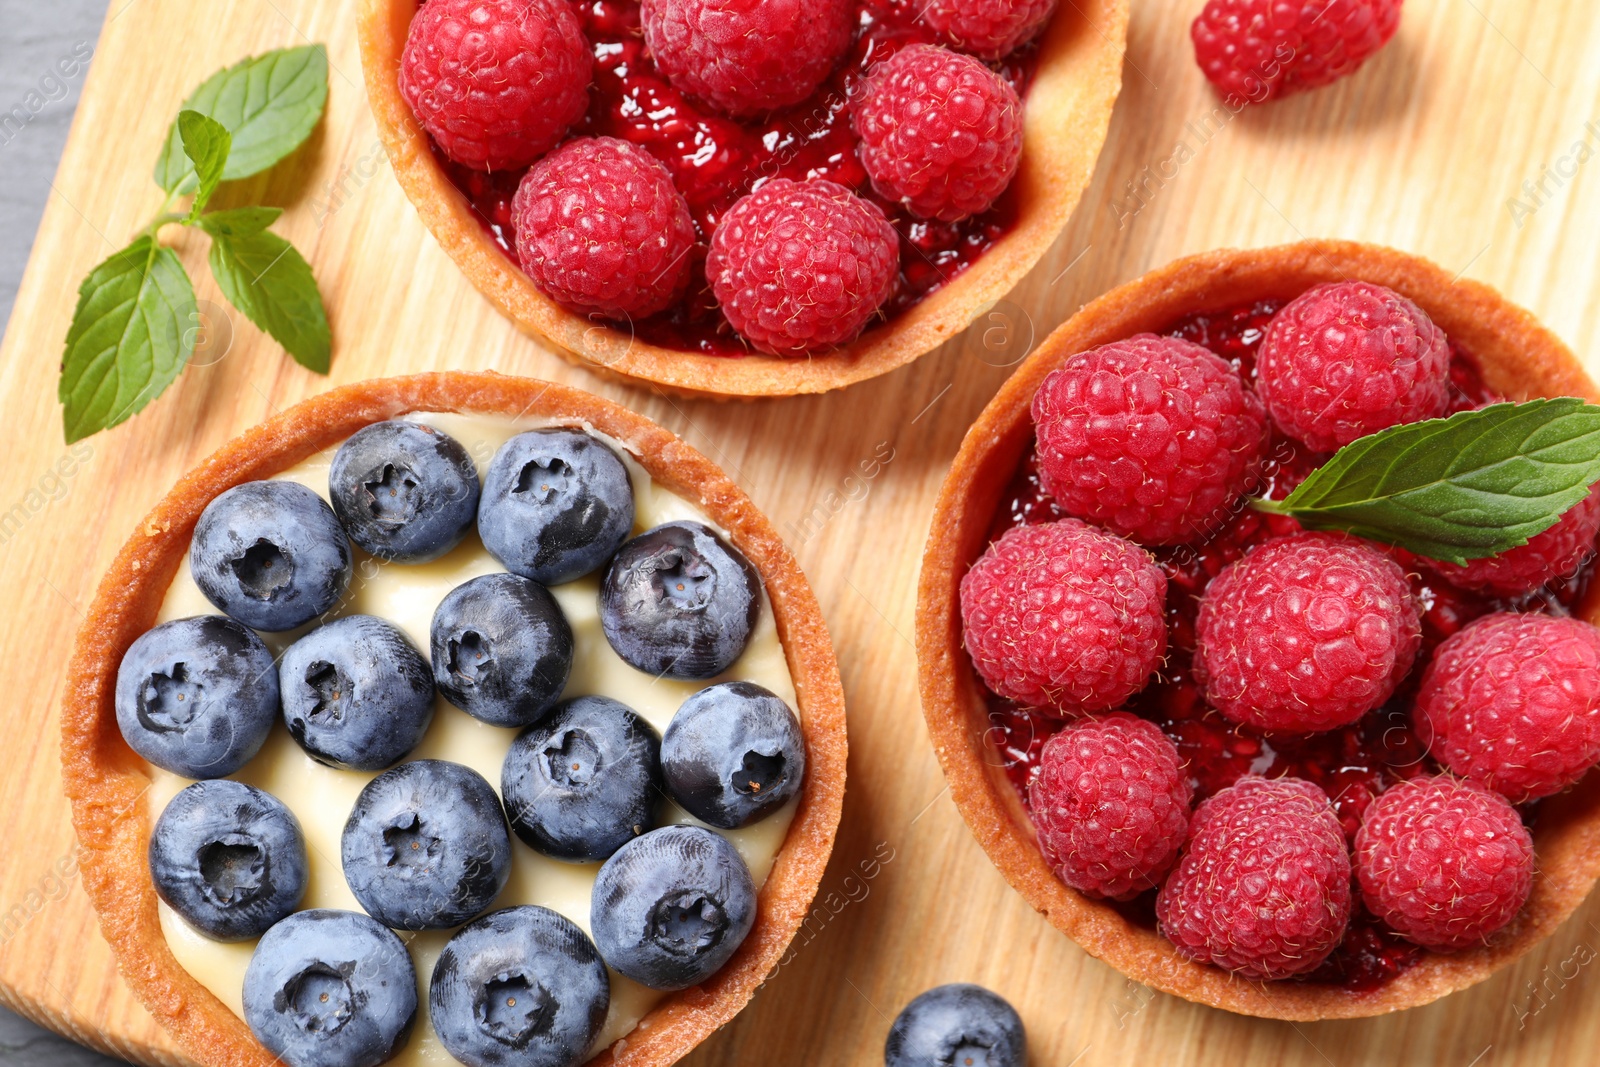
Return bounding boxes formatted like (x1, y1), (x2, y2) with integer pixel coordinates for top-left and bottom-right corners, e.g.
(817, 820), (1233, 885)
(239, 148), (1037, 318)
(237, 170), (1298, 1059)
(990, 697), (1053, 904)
(915, 240), (1600, 1020)
(355, 0), (1128, 398)
(60, 373), (848, 1065)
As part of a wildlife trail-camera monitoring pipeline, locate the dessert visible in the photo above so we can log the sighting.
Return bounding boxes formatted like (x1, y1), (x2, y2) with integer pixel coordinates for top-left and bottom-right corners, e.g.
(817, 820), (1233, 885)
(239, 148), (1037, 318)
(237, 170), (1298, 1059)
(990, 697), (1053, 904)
(884, 983), (1026, 1067)
(1191, 0), (1403, 105)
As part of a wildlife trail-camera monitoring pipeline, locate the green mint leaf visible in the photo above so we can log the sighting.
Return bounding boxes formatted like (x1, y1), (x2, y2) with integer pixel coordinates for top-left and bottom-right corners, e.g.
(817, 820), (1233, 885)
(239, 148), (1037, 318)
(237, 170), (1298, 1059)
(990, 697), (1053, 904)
(208, 227), (330, 373)
(154, 44), (328, 194)
(59, 236), (197, 442)
(197, 205), (283, 237)
(1256, 399), (1600, 564)
(178, 110), (232, 221)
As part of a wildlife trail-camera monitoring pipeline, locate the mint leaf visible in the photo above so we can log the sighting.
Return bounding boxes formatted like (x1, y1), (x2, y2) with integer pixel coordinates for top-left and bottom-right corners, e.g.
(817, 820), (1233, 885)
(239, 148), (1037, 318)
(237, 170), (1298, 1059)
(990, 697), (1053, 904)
(59, 236), (197, 442)
(198, 205), (283, 237)
(1255, 399), (1600, 563)
(207, 227), (330, 373)
(155, 45), (328, 194)
(178, 110), (232, 221)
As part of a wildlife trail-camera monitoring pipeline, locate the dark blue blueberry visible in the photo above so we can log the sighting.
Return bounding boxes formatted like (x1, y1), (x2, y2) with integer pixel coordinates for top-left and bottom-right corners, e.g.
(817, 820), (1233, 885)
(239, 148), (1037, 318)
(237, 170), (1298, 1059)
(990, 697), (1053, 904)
(191, 481), (353, 631)
(430, 573), (573, 728)
(477, 429), (635, 585)
(149, 780), (307, 941)
(884, 984), (1027, 1067)
(114, 615), (279, 778)
(329, 420), (480, 563)
(243, 909), (417, 1067)
(598, 522), (760, 680)
(280, 615), (435, 771)
(429, 906), (609, 1067)
(589, 824), (755, 991)
(662, 682), (805, 829)
(501, 696), (661, 863)
(341, 760), (511, 930)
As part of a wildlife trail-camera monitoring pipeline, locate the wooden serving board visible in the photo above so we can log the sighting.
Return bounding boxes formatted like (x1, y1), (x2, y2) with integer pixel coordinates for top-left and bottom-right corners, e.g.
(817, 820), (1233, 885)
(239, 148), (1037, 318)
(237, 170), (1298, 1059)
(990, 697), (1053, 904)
(4, 1), (1600, 1064)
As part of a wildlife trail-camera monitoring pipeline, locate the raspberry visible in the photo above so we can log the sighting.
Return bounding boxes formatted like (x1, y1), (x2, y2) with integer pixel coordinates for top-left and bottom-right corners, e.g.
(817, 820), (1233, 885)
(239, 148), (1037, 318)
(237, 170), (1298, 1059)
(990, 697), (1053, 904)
(1190, 0), (1402, 105)
(1030, 335), (1268, 546)
(1029, 712), (1193, 900)
(1414, 612), (1600, 802)
(707, 179), (900, 355)
(1256, 281), (1449, 452)
(510, 137), (696, 319)
(1355, 774), (1533, 951)
(960, 520), (1167, 715)
(1157, 777), (1351, 979)
(639, 0), (854, 118)
(851, 45), (1024, 223)
(1194, 532), (1421, 733)
(1424, 488), (1600, 597)
(917, 0), (1060, 60)
(399, 0), (592, 172)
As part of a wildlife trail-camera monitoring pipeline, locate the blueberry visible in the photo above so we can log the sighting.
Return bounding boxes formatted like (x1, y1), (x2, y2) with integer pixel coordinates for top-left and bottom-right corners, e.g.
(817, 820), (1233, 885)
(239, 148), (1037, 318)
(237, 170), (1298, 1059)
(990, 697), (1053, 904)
(501, 697), (661, 863)
(191, 481), (353, 631)
(662, 682), (805, 829)
(589, 824), (756, 991)
(243, 909), (417, 1067)
(280, 615), (435, 771)
(149, 780), (307, 941)
(114, 615), (279, 778)
(341, 760), (511, 930)
(478, 429), (635, 585)
(431, 573), (574, 728)
(329, 420), (481, 563)
(599, 522), (760, 680)
(429, 906), (609, 1067)
(884, 984), (1027, 1067)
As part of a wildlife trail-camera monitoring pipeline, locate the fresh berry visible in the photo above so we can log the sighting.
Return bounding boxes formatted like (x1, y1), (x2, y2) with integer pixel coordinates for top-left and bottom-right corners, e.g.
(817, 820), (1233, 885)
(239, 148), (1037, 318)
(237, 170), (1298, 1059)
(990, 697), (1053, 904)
(328, 420), (480, 563)
(399, 0), (591, 172)
(115, 615), (280, 778)
(1425, 488), (1600, 597)
(428, 906), (609, 1067)
(1255, 281), (1449, 451)
(852, 44), (1023, 222)
(959, 520), (1167, 714)
(917, 0), (1058, 59)
(1029, 334), (1268, 545)
(1355, 774), (1534, 951)
(430, 573), (574, 727)
(662, 681), (806, 829)
(1190, 0), (1403, 105)
(884, 983), (1026, 1067)
(149, 780), (307, 941)
(707, 178), (900, 355)
(1156, 776), (1352, 979)
(1414, 612), (1600, 802)
(1028, 712), (1192, 900)
(1194, 532), (1421, 733)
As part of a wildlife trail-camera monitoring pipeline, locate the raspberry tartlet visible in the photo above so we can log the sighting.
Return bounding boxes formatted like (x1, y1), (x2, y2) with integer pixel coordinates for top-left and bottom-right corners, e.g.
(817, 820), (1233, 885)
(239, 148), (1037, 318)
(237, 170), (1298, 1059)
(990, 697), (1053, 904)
(917, 241), (1600, 1019)
(61, 374), (846, 1066)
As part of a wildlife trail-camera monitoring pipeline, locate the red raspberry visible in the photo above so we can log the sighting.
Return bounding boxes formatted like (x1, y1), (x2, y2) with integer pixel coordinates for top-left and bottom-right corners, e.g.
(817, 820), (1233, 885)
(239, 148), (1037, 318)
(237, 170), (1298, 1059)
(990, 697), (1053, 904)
(917, 0), (1059, 60)
(511, 137), (696, 319)
(399, 0), (592, 172)
(1029, 712), (1194, 900)
(1157, 776), (1351, 979)
(960, 520), (1167, 715)
(1424, 489), (1600, 597)
(707, 179), (900, 355)
(1355, 774), (1533, 951)
(1256, 281), (1449, 452)
(1414, 612), (1600, 802)
(1194, 532), (1421, 733)
(1030, 335), (1268, 546)
(639, 0), (854, 118)
(851, 45), (1024, 222)
(1191, 0), (1402, 105)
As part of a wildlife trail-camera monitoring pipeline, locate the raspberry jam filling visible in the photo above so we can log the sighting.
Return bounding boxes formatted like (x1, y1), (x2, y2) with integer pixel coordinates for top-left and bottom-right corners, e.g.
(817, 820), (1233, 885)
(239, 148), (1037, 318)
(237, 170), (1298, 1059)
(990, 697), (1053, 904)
(435, 0), (1037, 356)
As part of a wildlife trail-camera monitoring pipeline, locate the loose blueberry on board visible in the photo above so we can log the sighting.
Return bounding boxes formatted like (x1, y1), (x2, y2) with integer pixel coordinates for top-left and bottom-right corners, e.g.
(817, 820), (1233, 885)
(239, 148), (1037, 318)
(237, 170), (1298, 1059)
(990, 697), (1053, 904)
(328, 420), (481, 563)
(149, 780), (308, 941)
(478, 429), (636, 586)
(341, 760), (512, 930)
(431, 572), (574, 728)
(243, 909), (418, 1067)
(661, 681), (805, 829)
(590, 824), (757, 991)
(501, 696), (662, 863)
(429, 906), (610, 1067)
(114, 615), (280, 778)
(599, 521), (759, 680)
(884, 983), (1027, 1067)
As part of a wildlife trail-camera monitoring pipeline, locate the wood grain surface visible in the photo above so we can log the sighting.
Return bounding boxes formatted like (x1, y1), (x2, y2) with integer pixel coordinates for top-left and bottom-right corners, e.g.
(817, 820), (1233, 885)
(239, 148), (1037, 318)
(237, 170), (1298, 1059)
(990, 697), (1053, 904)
(2, 1), (1599, 1065)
